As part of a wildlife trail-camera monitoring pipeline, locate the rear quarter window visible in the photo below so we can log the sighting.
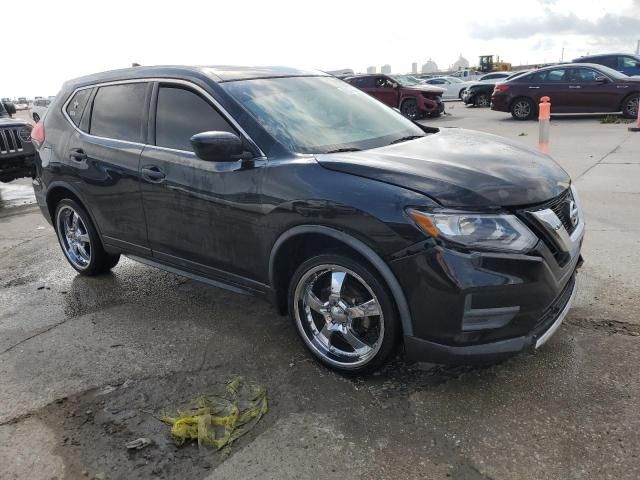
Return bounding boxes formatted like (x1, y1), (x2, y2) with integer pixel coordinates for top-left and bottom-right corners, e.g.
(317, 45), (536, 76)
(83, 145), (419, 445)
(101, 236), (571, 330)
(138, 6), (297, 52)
(65, 89), (92, 127)
(89, 83), (147, 143)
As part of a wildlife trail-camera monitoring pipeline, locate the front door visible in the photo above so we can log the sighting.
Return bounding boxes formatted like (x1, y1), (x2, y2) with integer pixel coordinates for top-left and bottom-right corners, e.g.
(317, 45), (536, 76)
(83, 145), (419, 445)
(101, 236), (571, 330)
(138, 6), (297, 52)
(529, 68), (572, 112)
(565, 68), (620, 112)
(139, 83), (266, 282)
(370, 76), (399, 107)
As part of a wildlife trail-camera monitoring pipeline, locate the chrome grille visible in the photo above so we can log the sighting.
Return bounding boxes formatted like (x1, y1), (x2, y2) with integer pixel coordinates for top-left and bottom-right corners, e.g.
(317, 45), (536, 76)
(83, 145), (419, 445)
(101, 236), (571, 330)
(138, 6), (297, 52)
(539, 188), (577, 235)
(0, 128), (24, 155)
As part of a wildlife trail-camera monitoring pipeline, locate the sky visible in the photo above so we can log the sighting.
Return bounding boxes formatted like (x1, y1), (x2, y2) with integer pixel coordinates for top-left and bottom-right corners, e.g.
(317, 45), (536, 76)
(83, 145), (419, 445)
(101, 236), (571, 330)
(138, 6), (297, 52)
(2, 0), (639, 97)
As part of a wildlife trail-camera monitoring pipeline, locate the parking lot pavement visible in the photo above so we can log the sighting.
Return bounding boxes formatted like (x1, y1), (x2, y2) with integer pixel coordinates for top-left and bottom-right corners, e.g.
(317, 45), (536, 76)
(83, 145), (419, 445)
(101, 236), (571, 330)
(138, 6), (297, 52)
(1, 109), (639, 480)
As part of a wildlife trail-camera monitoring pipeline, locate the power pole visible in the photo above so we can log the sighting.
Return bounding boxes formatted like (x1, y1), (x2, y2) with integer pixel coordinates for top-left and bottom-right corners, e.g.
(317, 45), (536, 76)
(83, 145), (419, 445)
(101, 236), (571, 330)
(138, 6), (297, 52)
(636, 40), (640, 55)
(560, 48), (564, 62)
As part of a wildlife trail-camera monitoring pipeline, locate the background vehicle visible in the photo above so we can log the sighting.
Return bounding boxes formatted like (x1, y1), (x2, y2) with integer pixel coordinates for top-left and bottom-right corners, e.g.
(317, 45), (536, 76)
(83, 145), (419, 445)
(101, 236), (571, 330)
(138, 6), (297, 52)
(573, 53), (640, 76)
(345, 74), (445, 118)
(32, 98), (53, 122)
(449, 69), (484, 81)
(462, 70), (531, 107)
(491, 63), (640, 120)
(32, 65), (582, 373)
(15, 97), (29, 111)
(0, 100), (35, 182)
(424, 76), (468, 100)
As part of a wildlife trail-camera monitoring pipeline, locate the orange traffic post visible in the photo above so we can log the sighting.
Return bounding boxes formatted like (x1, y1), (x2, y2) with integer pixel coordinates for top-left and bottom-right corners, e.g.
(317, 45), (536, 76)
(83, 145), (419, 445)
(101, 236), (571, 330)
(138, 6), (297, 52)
(629, 98), (640, 132)
(538, 96), (551, 153)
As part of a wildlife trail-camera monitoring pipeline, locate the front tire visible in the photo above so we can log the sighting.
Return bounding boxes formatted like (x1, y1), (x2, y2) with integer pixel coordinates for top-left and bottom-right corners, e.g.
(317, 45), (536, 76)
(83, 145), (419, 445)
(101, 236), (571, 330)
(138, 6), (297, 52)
(510, 97), (536, 120)
(288, 254), (399, 373)
(621, 93), (639, 119)
(400, 98), (419, 119)
(54, 199), (120, 275)
(32, 113), (40, 123)
(475, 93), (490, 108)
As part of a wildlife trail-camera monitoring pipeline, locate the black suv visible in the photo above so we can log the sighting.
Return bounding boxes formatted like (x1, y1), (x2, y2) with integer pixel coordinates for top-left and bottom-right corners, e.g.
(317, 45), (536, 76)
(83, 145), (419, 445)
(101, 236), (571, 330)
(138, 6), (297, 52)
(0, 100), (35, 183)
(32, 66), (584, 373)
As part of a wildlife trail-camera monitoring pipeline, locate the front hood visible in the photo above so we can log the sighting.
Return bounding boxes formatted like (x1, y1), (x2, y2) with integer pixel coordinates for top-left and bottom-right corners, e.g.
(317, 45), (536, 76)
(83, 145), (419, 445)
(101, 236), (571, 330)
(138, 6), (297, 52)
(316, 128), (570, 208)
(406, 85), (446, 94)
(0, 117), (29, 127)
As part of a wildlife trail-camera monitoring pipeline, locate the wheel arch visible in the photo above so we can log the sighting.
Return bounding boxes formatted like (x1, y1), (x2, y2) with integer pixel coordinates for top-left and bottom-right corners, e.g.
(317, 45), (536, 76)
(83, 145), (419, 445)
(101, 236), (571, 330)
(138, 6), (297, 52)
(268, 225), (414, 336)
(45, 182), (103, 237)
(620, 91), (639, 115)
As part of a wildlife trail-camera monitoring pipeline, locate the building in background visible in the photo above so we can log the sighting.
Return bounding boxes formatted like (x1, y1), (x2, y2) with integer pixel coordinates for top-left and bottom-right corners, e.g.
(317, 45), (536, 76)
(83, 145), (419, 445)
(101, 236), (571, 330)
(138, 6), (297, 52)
(366, 66), (376, 74)
(421, 59), (438, 73)
(452, 54), (470, 70)
(381, 64), (391, 74)
(411, 63), (418, 74)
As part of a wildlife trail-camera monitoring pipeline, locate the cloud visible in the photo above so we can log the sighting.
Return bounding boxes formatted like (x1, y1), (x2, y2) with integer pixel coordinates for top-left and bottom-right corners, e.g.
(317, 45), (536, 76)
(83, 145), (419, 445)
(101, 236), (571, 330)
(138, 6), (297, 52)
(470, 11), (640, 41)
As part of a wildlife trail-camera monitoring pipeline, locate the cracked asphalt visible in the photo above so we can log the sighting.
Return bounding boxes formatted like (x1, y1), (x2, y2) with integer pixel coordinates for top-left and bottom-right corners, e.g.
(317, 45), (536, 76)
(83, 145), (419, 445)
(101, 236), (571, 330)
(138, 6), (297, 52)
(1, 108), (639, 479)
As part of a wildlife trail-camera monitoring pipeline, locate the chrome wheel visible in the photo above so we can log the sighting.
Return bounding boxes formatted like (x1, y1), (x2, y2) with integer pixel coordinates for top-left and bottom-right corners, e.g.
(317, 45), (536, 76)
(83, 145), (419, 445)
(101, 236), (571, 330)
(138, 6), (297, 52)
(56, 205), (91, 269)
(625, 96), (639, 118)
(513, 100), (532, 119)
(476, 94), (490, 108)
(293, 265), (384, 369)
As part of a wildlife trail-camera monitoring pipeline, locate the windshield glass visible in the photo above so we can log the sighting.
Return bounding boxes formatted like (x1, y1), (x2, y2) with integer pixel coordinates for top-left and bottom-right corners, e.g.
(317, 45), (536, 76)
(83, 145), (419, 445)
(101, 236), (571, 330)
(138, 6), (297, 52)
(591, 64), (629, 79)
(391, 75), (421, 86)
(446, 77), (463, 83)
(222, 76), (425, 154)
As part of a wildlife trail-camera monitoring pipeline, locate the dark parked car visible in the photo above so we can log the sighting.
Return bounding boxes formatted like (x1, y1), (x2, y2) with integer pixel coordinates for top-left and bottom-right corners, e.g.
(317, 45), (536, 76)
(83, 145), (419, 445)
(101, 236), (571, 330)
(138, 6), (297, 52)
(491, 63), (640, 120)
(31, 66), (584, 373)
(462, 71), (532, 107)
(573, 53), (640, 77)
(344, 74), (445, 119)
(0, 100), (35, 183)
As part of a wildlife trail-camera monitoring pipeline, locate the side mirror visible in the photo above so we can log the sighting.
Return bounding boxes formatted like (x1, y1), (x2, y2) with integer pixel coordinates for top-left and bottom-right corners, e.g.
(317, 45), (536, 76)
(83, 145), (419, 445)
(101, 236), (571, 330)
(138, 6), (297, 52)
(3, 102), (16, 117)
(392, 83), (399, 89)
(595, 76), (609, 84)
(190, 131), (244, 162)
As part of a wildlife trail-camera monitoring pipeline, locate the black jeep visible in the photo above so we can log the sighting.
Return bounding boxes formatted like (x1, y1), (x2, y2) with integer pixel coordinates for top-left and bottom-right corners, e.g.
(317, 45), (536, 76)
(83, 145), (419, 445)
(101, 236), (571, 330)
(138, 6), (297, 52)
(0, 100), (35, 183)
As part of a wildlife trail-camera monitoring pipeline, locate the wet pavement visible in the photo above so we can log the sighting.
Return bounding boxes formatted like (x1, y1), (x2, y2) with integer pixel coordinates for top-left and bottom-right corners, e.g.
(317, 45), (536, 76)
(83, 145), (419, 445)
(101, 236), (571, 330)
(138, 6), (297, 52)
(0, 179), (36, 208)
(1, 109), (639, 479)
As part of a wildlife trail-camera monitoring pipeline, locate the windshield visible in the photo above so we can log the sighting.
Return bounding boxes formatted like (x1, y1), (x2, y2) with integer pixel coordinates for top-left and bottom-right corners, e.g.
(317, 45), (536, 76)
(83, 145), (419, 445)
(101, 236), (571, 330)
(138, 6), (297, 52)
(391, 75), (421, 86)
(591, 64), (629, 80)
(222, 76), (425, 154)
(446, 77), (463, 83)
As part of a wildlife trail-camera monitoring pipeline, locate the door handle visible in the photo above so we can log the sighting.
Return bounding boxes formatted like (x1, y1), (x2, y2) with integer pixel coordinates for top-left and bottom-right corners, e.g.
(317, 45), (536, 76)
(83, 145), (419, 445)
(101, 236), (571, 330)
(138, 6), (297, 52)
(568, 85), (581, 89)
(528, 86), (540, 89)
(141, 165), (166, 183)
(69, 148), (87, 162)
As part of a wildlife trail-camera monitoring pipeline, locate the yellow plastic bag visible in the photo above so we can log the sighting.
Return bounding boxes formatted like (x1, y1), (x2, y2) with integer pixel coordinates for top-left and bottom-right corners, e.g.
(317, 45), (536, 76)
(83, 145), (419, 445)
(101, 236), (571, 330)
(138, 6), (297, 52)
(162, 377), (268, 450)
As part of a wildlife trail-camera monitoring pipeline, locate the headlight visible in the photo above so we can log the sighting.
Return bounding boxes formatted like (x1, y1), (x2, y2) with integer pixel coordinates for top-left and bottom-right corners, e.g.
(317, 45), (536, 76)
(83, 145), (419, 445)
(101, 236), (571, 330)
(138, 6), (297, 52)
(407, 209), (537, 253)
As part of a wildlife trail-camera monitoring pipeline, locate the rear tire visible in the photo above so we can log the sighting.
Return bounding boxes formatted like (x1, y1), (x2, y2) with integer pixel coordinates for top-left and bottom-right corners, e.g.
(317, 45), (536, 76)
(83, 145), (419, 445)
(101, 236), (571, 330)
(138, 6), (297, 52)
(621, 93), (639, 119)
(54, 199), (120, 276)
(510, 97), (536, 120)
(288, 253), (399, 374)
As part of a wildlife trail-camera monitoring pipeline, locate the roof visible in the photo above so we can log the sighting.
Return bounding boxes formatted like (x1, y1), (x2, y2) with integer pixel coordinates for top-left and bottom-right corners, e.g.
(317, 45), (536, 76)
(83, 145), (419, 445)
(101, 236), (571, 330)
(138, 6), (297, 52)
(63, 65), (327, 89)
(574, 53), (638, 58)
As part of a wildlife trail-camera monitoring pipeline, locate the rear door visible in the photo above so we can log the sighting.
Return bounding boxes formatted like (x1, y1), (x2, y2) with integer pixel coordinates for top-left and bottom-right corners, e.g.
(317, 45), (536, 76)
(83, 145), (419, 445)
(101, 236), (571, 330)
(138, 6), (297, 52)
(65, 82), (150, 254)
(139, 82), (266, 281)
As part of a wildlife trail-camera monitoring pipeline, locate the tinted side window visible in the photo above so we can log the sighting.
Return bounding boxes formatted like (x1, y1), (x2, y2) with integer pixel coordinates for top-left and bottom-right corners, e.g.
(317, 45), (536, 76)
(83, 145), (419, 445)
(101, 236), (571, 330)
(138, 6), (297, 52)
(597, 56), (617, 68)
(620, 56), (639, 68)
(349, 77), (375, 88)
(90, 83), (147, 142)
(66, 89), (92, 128)
(155, 86), (235, 152)
(428, 79), (446, 85)
(568, 68), (600, 83)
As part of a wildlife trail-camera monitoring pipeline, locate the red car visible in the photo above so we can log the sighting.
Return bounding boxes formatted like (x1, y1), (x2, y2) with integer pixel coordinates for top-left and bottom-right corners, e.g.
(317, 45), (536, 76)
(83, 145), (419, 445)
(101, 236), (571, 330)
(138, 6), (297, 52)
(345, 74), (445, 119)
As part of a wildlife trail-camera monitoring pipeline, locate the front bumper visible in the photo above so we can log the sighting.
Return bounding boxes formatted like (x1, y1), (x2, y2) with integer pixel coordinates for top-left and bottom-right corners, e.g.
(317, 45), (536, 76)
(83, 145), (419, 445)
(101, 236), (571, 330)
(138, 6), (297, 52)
(391, 200), (584, 365)
(403, 271), (579, 365)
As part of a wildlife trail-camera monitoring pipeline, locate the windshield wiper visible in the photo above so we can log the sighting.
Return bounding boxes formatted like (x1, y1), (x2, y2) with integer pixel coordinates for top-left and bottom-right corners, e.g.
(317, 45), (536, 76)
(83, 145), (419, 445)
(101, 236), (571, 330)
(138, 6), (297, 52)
(388, 135), (424, 145)
(325, 147), (362, 153)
